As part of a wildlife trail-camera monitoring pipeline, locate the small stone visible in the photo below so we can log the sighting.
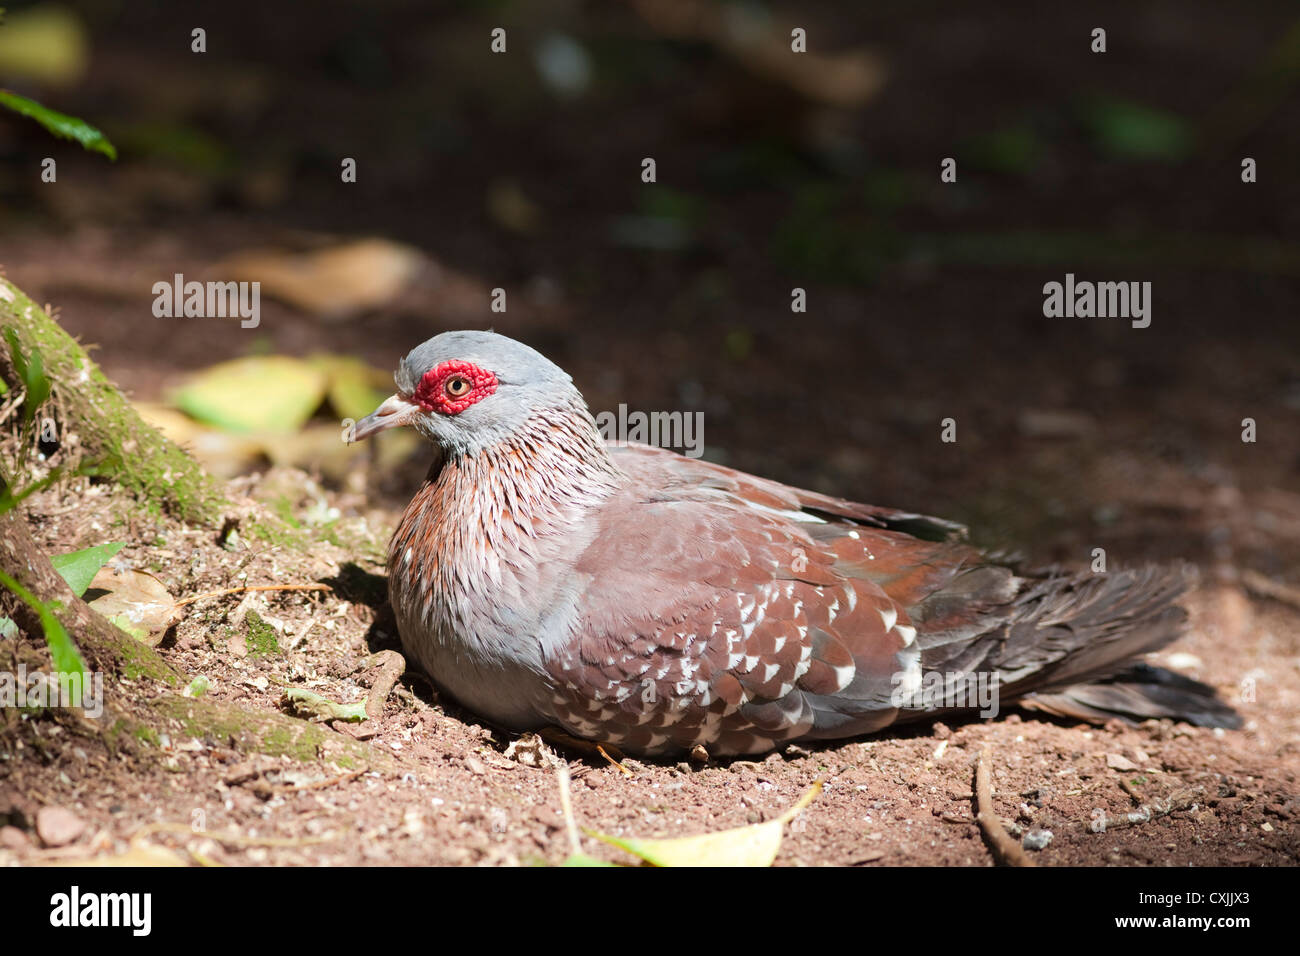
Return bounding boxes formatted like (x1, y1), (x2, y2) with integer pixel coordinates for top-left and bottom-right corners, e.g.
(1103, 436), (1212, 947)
(1022, 828), (1053, 851)
(35, 807), (86, 847)
(464, 756), (487, 775)
(1107, 753), (1139, 772)
(689, 744), (710, 764)
(0, 825), (30, 849)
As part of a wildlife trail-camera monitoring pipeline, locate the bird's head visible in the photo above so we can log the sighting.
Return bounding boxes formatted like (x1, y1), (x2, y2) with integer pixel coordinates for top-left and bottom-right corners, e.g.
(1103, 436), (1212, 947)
(349, 330), (586, 456)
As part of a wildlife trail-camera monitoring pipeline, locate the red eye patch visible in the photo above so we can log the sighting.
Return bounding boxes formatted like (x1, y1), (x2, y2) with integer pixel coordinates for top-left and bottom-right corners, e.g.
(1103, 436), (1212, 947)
(412, 359), (498, 415)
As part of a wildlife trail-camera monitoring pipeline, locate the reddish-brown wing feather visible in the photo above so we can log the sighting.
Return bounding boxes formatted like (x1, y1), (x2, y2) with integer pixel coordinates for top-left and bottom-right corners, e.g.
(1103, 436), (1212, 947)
(543, 445), (962, 755)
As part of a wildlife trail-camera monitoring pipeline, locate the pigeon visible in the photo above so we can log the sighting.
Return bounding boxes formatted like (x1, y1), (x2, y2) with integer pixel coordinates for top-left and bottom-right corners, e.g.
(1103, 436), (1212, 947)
(350, 330), (1239, 756)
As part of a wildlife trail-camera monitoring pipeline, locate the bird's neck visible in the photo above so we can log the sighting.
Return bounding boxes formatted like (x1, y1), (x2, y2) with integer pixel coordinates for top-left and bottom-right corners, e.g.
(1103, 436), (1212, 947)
(392, 406), (622, 601)
(449, 405), (623, 522)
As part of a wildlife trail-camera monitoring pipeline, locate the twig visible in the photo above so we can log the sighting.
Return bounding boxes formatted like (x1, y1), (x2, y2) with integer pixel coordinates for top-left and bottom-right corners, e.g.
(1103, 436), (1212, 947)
(1088, 786), (1205, 833)
(173, 583), (331, 608)
(359, 650), (407, 720)
(974, 748), (1036, 867)
(1118, 776), (1144, 803)
(555, 762), (584, 858)
(597, 744), (633, 777)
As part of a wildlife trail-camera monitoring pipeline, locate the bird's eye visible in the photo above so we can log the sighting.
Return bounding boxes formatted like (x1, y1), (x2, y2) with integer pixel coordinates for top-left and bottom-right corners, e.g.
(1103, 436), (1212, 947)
(444, 375), (472, 398)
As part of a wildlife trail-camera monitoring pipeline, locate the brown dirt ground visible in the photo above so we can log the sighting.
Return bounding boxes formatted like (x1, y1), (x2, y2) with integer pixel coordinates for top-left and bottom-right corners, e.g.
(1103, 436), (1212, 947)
(0, 413), (1297, 867)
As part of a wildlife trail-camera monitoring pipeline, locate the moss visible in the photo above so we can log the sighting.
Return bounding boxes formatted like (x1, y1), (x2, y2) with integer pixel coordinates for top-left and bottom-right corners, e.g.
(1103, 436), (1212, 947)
(269, 495), (303, 529)
(153, 695), (392, 768)
(0, 279), (229, 525)
(244, 610), (281, 657)
(111, 629), (181, 685)
(245, 517), (310, 550)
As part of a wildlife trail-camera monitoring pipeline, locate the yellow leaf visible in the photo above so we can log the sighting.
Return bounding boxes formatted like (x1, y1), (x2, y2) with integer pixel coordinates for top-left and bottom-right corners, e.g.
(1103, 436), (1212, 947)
(587, 780), (820, 867)
(0, 7), (89, 86)
(171, 355), (327, 434)
(50, 843), (189, 867)
(306, 354), (393, 422)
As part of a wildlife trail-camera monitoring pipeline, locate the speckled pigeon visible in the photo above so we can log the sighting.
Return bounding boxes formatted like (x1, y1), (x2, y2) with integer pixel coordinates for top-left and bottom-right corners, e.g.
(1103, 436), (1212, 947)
(350, 330), (1239, 756)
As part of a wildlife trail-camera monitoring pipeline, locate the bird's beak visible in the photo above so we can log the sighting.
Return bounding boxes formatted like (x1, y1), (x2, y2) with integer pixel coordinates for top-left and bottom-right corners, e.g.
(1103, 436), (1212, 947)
(349, 393), (422, 443)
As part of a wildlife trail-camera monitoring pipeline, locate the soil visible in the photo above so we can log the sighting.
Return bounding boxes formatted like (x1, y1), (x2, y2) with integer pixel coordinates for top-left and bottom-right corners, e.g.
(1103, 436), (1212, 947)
(1, 0), (1298, 866)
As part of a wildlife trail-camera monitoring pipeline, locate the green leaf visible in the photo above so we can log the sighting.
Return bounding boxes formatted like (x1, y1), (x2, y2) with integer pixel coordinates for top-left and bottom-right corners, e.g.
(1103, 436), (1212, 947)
(1082, 98), (1191, 162)
(307, 354), (392, 422)
(51, 542), (126, 597)
(20, 344), (49, 423)
(0, 88), (116, 160)
(0, 568), (88, 679)
(282, 688), (368, 723)
(3, 326), (51, 424)
(37, 600), (86, 678)
(585, 780), (821, 867)
(559, 854), (619, 867)
(172, 355), (328, 434)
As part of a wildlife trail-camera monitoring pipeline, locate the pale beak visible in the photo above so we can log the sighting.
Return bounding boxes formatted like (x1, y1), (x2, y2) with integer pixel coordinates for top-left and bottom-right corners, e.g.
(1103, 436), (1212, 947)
(350, 393), (422, 443)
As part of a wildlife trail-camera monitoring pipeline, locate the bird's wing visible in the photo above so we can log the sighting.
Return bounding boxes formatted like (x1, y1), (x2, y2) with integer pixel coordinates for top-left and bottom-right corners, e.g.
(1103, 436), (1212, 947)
(543, 445), (999, 755)
(543, 445), (1216, 755)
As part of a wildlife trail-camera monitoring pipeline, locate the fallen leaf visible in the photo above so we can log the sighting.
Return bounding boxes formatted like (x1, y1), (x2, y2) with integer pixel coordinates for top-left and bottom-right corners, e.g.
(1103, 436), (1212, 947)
(215, 238), (425, 319)
(587, 780), (821, 866)
(171, 355), (327, 434)
(133, 402), (267, 478)
(0, 6), (88, 86)
(281, 688), (367, 723)
(307, 354), (393, 422)
(52, 843), (190, 867)
(86, 566), (182, 646)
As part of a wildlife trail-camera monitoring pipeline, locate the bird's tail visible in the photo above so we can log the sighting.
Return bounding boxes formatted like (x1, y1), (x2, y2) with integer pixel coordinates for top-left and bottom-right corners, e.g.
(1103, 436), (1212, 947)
(906, 564), (1241, 729)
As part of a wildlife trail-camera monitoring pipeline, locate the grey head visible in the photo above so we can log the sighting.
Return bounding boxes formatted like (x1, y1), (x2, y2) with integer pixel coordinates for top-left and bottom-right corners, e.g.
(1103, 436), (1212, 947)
(349, 330), (586, 456)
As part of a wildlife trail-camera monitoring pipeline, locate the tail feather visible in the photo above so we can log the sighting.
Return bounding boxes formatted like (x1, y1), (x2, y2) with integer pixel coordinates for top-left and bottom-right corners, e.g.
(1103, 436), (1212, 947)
(904, 564), (1239, 728)
(1019, 664), (1243, 729)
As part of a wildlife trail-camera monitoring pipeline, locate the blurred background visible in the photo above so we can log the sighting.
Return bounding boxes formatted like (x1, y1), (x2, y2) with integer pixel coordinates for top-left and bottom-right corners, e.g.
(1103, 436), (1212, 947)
(1, 0), (1298, 574)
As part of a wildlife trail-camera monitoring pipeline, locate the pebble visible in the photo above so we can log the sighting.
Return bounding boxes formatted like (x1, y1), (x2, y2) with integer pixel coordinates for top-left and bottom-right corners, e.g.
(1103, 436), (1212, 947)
(1106, 753), (1139, 772)
(1023, 828), (1053, 851)
(35, 806), (86, 847)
